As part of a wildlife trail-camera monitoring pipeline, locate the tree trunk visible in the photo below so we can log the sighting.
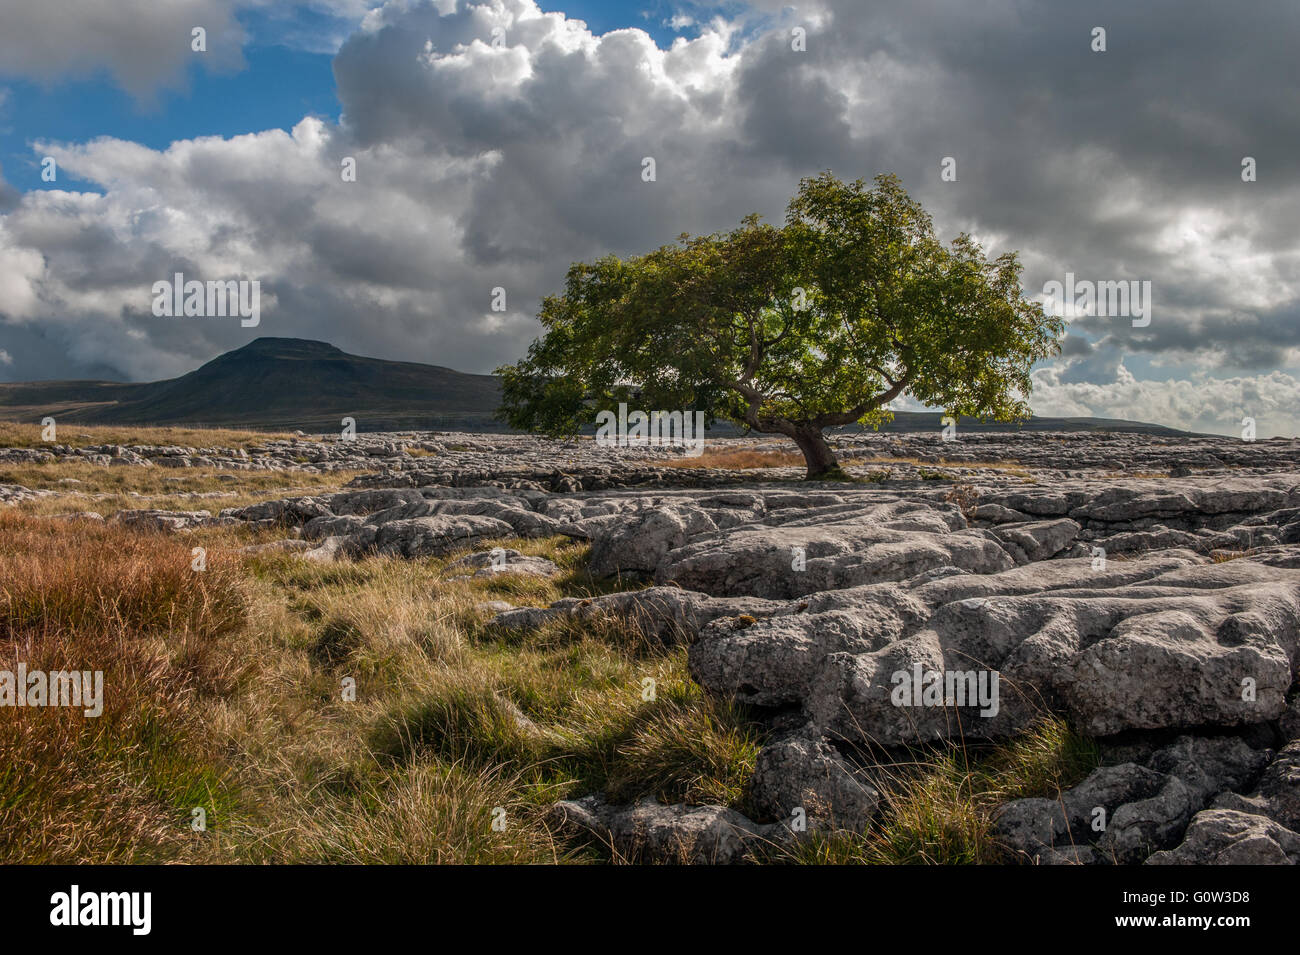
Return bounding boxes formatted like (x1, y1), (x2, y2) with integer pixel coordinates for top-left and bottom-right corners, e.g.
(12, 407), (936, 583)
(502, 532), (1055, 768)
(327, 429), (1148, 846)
(790, 425), (840, 479)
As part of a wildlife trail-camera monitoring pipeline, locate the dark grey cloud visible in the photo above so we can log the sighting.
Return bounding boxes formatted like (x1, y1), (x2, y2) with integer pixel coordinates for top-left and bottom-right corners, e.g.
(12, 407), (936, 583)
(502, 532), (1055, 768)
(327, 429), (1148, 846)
(0, 164), (19, 213)
(0, 0), (248, 100)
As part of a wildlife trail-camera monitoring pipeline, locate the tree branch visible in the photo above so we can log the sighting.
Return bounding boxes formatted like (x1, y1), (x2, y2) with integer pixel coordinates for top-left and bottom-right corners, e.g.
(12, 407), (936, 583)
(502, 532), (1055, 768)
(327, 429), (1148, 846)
(809, 368), (912, 429)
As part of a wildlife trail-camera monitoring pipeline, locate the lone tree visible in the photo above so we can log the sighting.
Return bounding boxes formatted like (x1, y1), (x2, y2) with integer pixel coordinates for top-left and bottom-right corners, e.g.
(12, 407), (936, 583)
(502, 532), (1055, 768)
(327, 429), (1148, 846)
(498, 173), (1063, 478)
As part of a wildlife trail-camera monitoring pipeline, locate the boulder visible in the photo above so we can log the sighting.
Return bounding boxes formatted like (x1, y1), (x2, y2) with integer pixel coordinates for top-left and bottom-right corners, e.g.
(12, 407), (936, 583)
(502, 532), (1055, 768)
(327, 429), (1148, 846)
(547, 795), (786, 864)
(1145, 809), (1300, 864)
(446, 548), (561, 579)
(373, 514), (514, 558)
(748, 733), (878, 832)
(587, 505), (718, 579)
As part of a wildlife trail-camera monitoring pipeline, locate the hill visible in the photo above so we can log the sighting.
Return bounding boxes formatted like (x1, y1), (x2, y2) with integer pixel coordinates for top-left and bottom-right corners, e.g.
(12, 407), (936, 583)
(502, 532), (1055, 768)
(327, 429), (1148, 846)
(0, 338), (503, 432)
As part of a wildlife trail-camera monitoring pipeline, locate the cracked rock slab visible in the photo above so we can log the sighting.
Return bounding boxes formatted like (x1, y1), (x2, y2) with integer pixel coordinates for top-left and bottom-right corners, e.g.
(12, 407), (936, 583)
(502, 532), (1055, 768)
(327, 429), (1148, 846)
(546, 795), (788, 864)
(491, 586), (781, 645)
(372, 514), (515, 558)
(655, 509), (1013, 599)
(993, 735), (1270, 864)
(691, 557), (1300, 745)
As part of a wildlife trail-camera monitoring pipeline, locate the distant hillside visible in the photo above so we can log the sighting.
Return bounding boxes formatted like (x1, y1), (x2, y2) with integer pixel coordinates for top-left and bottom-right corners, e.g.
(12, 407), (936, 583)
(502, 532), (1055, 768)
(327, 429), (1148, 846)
(0, 338), (503, 432)
(839, 412), (1194, 437)
(0, 337), (1191, 436)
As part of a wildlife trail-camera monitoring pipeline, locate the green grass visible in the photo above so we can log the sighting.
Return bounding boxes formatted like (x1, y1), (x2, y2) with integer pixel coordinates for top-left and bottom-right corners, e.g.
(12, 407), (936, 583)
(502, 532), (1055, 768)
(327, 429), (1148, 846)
(776, 719), (1101, 864)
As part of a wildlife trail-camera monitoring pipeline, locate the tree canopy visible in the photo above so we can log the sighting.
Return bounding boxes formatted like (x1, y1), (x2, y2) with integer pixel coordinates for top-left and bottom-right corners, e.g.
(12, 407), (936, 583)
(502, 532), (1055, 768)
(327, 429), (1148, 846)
(497, 172), (1064, 477)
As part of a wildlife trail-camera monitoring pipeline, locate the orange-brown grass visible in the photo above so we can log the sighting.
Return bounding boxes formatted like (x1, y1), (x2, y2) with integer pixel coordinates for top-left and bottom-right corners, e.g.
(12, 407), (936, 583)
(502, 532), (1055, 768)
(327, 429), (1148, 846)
(843, 455), (1031, 475)
(0, 512), (248, 862)
(656, 449), (805, 469)
(0, 421), (296, 450)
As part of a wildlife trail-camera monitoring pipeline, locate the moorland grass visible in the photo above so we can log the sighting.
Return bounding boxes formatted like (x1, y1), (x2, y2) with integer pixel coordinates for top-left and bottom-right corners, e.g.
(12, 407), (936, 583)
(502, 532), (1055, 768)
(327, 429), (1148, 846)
(0, 512), (248, 862)
(1, 459), (365, 514)
(0, 421), (297, 450)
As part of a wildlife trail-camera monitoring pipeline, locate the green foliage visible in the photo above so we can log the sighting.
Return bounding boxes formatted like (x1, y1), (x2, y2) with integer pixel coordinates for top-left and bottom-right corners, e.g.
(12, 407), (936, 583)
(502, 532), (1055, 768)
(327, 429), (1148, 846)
(499, 173), (1063, 475)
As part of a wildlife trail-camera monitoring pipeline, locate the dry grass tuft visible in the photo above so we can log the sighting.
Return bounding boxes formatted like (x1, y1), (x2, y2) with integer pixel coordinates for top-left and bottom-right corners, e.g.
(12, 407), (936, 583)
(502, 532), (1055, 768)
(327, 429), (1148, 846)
(777, 718), (1100, 864)
(657, 449), (805, 469)
(0, 512), (248, 862)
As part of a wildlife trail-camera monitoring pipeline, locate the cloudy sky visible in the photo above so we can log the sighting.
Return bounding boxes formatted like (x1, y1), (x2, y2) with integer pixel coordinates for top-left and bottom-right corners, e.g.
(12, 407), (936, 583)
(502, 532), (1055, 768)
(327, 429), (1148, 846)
(0, 0), (1297, 436)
